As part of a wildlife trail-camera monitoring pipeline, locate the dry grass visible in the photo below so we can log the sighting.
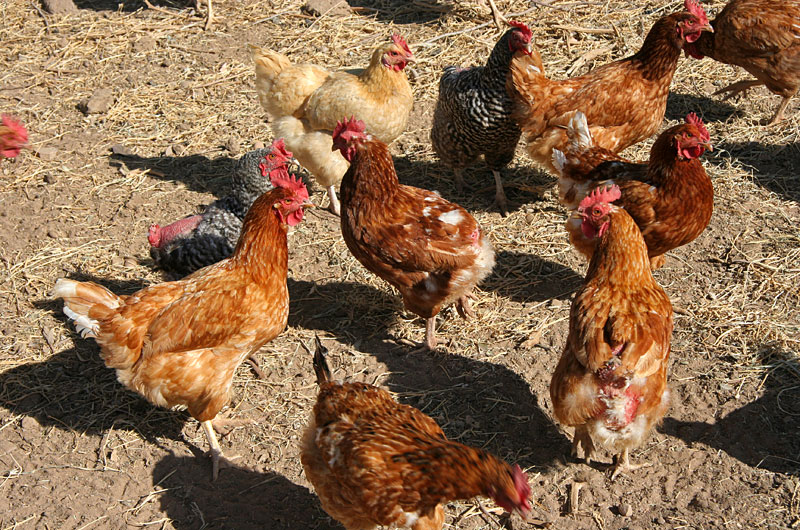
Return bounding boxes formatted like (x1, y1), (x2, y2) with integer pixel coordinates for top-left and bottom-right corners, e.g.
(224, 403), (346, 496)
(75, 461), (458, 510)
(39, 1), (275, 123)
(0, 0), (799, 528)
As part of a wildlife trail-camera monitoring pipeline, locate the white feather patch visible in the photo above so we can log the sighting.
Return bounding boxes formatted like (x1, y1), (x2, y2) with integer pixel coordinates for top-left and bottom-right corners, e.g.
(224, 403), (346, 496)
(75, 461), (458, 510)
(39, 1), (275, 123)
(62, 305), (99, 338)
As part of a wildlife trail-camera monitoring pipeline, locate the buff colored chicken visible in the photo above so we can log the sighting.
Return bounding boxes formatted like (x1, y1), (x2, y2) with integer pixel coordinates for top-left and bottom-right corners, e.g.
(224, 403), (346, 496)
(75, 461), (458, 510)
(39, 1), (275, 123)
(52, 174), (313, 480)
(302, 337), (532, 529)
(251, 35), (415, 214)
(550, 185), (673, 479)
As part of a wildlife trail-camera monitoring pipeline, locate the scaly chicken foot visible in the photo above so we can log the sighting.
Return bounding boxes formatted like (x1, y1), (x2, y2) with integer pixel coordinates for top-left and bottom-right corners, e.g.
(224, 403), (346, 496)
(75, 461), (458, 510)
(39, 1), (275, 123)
(456, 292), (476, 320)
(246, 353), (267, 379)
(767, 96), (792, 126)
(571, 425), (595, 464)
(196, 0), (213, 30)
(491, 169), (510, 216)
(326, 185), (341, 216)
(649, 254), (666, 270)
(201, 420), (241, 480)
(610, 448), (652, 480)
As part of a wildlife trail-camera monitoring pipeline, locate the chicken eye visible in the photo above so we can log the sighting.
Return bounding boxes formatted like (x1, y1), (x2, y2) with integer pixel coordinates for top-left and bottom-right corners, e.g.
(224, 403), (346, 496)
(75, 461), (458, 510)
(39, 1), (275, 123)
(268, 153), (276, 159)
(592, 207), (603, 216)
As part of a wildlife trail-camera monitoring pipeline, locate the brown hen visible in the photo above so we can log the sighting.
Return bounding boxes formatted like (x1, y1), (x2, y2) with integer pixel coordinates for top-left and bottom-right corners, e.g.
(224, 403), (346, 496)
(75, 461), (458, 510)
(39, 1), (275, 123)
(508, 6), (713, 173)
(52, 173), (313, 479)
(332, 117), (495, 352)
(550, 185), (673, 479)
(684, 0), (800, 125)
(553, 111), (714, 269)
(301, 337), (532, 529)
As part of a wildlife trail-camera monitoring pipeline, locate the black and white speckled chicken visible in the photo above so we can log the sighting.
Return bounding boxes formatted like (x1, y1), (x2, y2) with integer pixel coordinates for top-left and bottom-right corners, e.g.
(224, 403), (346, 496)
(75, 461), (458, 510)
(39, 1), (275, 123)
(148, 139), (296, 277)
(430, 21), (541, 215)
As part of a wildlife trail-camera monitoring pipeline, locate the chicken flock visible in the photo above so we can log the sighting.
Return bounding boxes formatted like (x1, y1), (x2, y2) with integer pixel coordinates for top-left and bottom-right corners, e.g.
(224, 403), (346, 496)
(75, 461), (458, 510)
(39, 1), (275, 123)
(0, 0), (790, 527)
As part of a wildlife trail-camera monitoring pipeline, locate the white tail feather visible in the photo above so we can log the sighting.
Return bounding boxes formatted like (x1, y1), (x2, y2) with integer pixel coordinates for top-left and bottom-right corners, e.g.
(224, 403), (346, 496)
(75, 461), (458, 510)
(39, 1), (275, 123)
(567, 111), (593, 148)
(552, 149), (567, 176)
(62, 305), (99, 338)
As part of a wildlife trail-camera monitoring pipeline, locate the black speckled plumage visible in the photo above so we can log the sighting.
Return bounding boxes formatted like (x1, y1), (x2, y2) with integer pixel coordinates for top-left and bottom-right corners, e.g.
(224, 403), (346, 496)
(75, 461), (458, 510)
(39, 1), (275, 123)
(430, 28), (524, 173)
(150, 148), (307, 278)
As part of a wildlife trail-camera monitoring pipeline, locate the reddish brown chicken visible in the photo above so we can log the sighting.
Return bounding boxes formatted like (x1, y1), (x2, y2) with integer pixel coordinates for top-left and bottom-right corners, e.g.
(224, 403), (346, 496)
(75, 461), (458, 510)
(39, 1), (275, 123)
(52, 174), (313, 479)
(508, 5), (713, 173)
(553, 112), (714, 269)
(550, 185), (673, 479)
(684, 0), (800, 125)
(301, 337), (532, 530)
(332, 117), (495, 352)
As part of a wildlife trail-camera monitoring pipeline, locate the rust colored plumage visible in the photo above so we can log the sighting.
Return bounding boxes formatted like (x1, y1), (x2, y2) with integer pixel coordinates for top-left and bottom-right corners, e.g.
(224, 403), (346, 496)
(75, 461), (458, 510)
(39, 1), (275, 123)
(333, 118), (495, 351)
(554, 112), (714, 268)
(550, 192), (673, 479)
(684, 0), (800, 125)
(53, 182), (312, 479)
(301, 339), (531, 530)
(508, 9), (714, 173)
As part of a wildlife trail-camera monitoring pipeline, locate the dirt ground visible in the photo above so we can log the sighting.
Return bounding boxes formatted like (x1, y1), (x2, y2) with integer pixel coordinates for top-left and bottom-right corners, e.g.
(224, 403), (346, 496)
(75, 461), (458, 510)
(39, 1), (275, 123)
(1, 0), (799, 529)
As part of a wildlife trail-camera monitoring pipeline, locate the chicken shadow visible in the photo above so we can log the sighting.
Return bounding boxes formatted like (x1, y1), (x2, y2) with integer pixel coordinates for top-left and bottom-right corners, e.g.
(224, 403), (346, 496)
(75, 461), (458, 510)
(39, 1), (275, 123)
(288, 278), (569, 472)
(392, 155), (551, 215)
(665, 92), (740, 122)
(151, 453), (338, 530)
(110, 152), (239, 197)
(0, 274), (189, 445)
(661, 353), (800, 475)
(484, 249), (583, 303)
(712, 140), (800, 202)
(344, 0), (448, 24)
(72, 0), (198, 12)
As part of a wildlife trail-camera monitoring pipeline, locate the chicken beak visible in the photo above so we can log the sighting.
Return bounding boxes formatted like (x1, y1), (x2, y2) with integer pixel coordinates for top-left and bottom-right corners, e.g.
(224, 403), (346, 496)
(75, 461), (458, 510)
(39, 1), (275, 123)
(404, 55), (416, 64)
(302, 198), (316, 209)
(702, 23), (714, 33)
(524, 42), (533, 55)
(703, 141), (713, 152)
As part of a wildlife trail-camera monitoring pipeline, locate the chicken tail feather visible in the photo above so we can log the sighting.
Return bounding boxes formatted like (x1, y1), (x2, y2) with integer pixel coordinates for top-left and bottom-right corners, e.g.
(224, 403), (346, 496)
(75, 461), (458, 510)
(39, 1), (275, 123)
(52, 279), (122, 339)
(312, 335), (332, 385)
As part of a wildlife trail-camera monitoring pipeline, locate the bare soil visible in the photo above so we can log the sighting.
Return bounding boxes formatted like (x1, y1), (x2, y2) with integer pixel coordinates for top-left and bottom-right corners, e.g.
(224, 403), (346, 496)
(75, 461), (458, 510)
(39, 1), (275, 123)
(1, 1), (798, 529)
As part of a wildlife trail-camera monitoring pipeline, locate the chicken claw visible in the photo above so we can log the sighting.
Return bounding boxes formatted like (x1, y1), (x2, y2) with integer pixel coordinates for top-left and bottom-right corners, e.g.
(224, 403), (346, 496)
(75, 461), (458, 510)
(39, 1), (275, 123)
(609, 448), (652, 480)
(571, 424), (595, 464)
(491, 169), (510, 216)
(202, 420), (243, 480)
(456, 293), (477, 319)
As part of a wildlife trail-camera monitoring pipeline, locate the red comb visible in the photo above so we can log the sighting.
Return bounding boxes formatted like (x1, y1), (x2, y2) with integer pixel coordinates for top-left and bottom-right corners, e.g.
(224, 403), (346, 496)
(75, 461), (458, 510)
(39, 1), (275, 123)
(270, 138), (292, 159)
(391, 34), (413, 56)
(684, 0), (710, 25)
(512, 464), (532, 502)
(332, 116), (367, 142)
(509, 21), (532, 41)
(271, 170), (309, 200)
(579, 184), (622, 211)
(685, 112), (710, 142)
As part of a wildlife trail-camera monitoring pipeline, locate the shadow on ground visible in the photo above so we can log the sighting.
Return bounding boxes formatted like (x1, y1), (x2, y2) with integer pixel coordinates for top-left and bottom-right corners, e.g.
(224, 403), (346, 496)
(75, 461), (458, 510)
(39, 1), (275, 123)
(289, 278), (569, 472)
(152, 453), (339, 530)
(662, 353), (800, 476)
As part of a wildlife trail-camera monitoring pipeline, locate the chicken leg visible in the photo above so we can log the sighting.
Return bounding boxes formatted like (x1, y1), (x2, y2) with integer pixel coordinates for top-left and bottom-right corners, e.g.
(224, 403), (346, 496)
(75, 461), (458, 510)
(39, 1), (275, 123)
(327, 185), (341, 216)
(201, 419), (240, 480)
(571, 424), (595, 464)
(196, 0), (213, 30)
(492, 169), (509, 216)
(767, 95), (793, 126)
(610, 448), (652, 480)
